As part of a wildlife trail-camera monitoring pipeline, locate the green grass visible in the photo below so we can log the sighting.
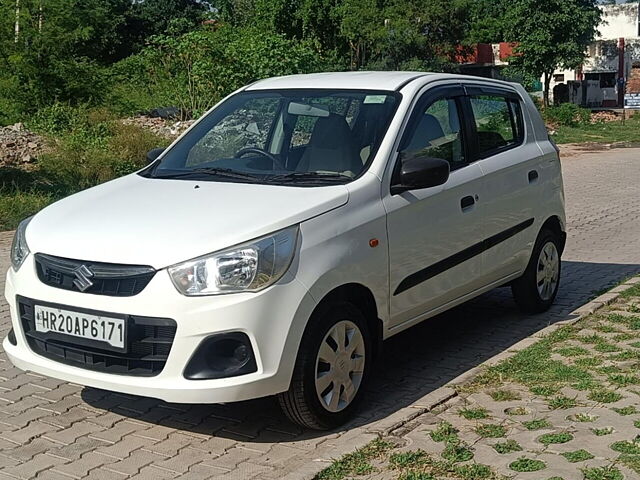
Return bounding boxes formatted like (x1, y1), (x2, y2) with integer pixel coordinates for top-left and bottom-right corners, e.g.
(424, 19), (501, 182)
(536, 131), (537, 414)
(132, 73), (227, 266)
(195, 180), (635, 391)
(582, 465), (624, 480)
(459, 407), (489, 420)
(441, 441), (474, 463)
(610, 440), (640, 455)
(488, 389), (520, 401)
(591, 427), (615, 436)
(575, 357), (603, 367)
(548, 395), (579, 410)
(635, 419), (640, 428)
(588, 389), (623, 404)
(505, 406), (529, 416)
(570, 413), (598, 422)
(530, 384), (561, 396)
(429, 422), (458, 443)
(493, 439), (522, 454)
(612, 405), (638, 416)
(537, 432), (573, 445)
(454, 464), (492, 479)
(561, 449), (594, 463)
(474, 424), (506, 438)
(389, 450), (429, 469)
(553, 114), (640, 144)
(314, 439), (393, 480)
(523, 419), (551, 431)
(509, 457), (546, 472)
(618, 454), (640, 475)
(0, 189), (54, 231)
(555, 346), (589, 357)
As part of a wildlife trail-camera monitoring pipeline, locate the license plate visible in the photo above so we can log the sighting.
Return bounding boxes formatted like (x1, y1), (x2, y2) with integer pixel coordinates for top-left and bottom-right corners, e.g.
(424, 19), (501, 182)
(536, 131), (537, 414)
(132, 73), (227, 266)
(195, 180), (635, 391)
(34, 305), (126, 350)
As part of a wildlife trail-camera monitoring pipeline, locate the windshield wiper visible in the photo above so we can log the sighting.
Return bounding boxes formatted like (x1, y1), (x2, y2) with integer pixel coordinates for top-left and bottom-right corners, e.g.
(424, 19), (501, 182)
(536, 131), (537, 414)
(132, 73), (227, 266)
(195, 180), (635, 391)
(151, 167), (262, 182)
(265, 172), (352, 184)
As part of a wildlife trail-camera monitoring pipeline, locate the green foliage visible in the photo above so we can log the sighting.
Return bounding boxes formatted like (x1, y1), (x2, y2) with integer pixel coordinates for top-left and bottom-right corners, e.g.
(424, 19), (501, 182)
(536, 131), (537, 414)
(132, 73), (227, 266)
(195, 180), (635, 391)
(582, 466), (623, 480)
(489, 389), (520, 401)
(544, 104), (591, 127)
(509, 458), (546, 472)
(0, 189), (53, 231)
(315, 439), (393, 480)
(538, 432), (573, 445)
(474, 424), (506, 438)
(441, 440), (474, 463)
(459, 407), (489, 420)
(493, 439), (522, 454)
(523, 419), (551, 431)
(610, 440), (640, 455)
(561, 449), (594, 463)
(429, 422), (458, 443)
(591, 427), (614, 436)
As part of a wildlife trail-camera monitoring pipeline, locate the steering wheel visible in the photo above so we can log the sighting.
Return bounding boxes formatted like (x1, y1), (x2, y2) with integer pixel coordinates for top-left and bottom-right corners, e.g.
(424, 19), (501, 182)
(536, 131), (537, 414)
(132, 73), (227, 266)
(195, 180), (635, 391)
(234, 147), (286, 170)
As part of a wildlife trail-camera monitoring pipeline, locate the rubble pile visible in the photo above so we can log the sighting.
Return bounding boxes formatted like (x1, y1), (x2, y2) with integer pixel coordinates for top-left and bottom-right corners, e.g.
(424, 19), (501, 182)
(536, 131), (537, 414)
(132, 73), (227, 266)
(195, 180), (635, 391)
(590, 111), (620, 123)
(0, 123), (48, 169)
(121, 116), (196, 139)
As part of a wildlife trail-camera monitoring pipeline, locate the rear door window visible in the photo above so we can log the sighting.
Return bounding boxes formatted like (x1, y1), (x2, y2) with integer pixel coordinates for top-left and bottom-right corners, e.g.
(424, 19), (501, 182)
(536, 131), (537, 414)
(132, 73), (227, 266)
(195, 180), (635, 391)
(469, 94), (524, 157)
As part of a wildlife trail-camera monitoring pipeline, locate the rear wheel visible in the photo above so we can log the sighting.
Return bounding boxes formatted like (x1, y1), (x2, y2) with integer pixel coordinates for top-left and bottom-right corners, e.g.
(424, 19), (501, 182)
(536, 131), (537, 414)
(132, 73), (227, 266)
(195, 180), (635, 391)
(278, 301), (371, 430)
(511, 229), (562, 314)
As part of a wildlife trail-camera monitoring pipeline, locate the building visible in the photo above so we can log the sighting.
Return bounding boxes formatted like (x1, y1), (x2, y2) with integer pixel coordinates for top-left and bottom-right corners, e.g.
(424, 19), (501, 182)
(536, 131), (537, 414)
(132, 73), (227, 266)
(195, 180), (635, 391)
(550, 2), (640, 107)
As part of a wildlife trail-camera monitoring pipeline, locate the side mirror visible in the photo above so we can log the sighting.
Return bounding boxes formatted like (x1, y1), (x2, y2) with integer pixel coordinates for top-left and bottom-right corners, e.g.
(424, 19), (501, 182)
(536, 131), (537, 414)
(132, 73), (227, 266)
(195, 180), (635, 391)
(146, 147), (165, 165)
(391, 155), (450, 195)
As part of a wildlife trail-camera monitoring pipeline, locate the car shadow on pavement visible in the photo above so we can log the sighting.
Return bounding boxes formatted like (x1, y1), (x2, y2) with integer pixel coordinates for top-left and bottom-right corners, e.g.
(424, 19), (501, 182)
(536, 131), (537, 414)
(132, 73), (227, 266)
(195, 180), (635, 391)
(81, 260), (640, 442)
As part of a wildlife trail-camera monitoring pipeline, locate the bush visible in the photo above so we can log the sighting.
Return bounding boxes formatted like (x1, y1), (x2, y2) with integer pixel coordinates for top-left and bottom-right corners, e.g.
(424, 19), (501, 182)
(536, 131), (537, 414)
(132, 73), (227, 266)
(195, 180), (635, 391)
(0, 190), (54, 231)
(543, 103), (591, 127)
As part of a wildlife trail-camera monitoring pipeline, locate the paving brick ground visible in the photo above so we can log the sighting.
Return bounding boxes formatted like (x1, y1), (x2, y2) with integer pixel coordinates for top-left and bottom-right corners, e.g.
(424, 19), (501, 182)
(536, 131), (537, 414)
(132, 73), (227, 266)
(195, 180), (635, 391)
(0, 147), (639, 479)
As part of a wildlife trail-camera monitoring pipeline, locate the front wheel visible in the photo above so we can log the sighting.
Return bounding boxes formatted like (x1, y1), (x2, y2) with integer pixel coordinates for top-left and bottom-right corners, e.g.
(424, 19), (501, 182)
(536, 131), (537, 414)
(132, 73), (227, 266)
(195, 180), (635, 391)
(511, 229), (562, 314)
(278, 302), (371, 430)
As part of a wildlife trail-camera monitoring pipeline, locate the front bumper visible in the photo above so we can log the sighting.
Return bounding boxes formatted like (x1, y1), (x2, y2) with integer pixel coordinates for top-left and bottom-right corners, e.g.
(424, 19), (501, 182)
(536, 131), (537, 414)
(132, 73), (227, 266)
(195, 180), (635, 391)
(3, 256), (316, 403)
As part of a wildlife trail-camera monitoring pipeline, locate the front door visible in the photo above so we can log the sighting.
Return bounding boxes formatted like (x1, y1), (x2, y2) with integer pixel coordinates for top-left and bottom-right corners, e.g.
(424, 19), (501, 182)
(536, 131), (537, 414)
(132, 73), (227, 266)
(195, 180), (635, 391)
(384, 87), (486, 330)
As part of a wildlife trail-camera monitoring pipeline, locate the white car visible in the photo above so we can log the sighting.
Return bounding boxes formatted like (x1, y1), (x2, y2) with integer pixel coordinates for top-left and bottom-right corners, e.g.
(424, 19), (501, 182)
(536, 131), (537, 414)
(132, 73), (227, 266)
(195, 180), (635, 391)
(4, 72), (565, 430)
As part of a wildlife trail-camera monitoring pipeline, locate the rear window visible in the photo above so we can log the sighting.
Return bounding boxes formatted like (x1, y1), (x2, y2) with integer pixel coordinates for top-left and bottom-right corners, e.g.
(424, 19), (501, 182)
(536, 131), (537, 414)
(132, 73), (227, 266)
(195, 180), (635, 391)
(469, 95), (523, 156)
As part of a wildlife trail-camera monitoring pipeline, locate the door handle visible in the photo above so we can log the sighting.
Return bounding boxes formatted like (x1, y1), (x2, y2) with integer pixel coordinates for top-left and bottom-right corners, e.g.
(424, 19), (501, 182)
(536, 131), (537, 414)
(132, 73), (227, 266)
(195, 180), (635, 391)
(528, 170), (539, 183)
(460, 195), (475, 211)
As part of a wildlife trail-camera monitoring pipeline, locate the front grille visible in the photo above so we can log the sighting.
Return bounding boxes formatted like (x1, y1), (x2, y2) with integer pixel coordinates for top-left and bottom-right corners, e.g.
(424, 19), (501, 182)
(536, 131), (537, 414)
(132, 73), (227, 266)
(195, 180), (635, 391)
(18, 296), (177, 377)
(35, 253), (156, 297)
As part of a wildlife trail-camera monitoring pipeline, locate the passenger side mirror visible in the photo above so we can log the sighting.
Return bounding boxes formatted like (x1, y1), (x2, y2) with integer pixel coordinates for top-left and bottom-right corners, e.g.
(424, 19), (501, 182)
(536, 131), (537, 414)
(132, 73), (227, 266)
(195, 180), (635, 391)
(391, 155), (450, 195)
(146, 147), (165, 165)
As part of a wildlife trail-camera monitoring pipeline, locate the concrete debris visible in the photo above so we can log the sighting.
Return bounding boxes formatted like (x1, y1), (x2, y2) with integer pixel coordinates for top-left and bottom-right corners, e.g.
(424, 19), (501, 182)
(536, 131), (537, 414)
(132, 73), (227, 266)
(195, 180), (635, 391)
(0, 124), (48, 169)
(121, 116), (196, 139)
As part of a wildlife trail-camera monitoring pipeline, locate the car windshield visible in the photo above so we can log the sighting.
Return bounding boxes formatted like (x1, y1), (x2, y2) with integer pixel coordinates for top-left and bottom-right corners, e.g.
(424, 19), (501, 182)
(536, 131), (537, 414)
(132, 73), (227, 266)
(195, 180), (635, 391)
(142, 89), (400, 186)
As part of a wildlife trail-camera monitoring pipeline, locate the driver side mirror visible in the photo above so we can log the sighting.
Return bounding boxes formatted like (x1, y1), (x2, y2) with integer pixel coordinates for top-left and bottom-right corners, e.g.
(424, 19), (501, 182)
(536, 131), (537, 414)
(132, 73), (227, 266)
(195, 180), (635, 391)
(391, 155), (450, 195)
(146, 147), (165, 165)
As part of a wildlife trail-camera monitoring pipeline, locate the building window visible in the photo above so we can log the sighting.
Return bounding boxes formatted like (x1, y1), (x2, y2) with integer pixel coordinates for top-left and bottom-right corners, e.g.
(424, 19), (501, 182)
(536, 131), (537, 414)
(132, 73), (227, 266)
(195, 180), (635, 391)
(554, 74), (565, 83)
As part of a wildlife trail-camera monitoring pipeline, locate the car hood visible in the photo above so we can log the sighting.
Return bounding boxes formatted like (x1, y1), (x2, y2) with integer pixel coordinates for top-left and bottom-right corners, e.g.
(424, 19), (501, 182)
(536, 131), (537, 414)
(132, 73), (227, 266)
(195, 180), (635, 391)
(27, 174), (349, 268)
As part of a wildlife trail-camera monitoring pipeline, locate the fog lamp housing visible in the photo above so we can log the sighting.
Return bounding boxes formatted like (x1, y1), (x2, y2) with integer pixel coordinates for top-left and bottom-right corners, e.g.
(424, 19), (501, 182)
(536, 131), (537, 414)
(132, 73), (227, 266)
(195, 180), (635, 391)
(184, 332), (257, 380)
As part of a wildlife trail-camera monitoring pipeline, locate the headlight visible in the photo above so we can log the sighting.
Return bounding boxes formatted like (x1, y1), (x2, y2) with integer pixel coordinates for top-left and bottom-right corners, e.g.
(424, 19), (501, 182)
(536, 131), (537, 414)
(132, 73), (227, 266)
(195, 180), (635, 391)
(11, 216), (33, 271)
(168, 226), (298, 296)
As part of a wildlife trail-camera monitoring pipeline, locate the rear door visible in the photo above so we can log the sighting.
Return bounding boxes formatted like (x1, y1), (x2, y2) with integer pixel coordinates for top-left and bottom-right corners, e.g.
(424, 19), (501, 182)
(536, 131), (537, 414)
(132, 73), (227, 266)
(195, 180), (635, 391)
(384, 85), (486, 330)
(462, 85), (543, 284)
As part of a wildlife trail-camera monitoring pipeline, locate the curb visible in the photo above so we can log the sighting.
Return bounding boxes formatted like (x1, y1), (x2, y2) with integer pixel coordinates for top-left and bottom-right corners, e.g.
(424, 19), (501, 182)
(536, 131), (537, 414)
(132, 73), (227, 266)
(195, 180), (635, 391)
(303, 275), (640, 480)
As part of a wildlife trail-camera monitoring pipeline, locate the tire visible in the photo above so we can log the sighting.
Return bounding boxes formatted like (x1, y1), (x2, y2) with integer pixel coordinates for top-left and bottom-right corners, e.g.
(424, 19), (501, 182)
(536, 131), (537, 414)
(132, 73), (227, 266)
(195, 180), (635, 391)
(278, 301), (371, 430)
(511, 228), (562, 314)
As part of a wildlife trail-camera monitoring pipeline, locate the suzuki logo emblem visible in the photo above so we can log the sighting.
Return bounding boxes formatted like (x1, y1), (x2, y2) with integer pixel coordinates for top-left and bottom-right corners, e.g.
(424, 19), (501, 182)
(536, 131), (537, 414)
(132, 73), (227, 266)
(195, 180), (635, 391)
(73, 264), (95, 292)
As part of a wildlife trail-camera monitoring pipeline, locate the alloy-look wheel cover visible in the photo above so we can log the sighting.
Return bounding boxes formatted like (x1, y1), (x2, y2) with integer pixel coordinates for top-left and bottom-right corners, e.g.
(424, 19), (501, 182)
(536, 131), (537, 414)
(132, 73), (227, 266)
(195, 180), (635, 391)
(314, 320), (366, 413)
(537, 241), (560, 301)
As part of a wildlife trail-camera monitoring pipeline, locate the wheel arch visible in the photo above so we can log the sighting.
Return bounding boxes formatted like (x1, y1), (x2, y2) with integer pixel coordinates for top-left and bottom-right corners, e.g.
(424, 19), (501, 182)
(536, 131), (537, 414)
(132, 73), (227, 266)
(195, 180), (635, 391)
(307, 283), (384, 359)
(540, 215), (567, 254)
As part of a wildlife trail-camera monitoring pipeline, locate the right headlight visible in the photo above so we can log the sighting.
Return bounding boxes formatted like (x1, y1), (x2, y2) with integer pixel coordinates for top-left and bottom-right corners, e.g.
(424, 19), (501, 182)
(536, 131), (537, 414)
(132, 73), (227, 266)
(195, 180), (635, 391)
(168, 226), (298, 296)
(11, 216), (33, 272)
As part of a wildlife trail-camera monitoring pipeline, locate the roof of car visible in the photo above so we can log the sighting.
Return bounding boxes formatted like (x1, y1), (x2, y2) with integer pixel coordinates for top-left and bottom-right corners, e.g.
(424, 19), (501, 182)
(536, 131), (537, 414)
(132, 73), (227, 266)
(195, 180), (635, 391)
(245, 71), (439, 91)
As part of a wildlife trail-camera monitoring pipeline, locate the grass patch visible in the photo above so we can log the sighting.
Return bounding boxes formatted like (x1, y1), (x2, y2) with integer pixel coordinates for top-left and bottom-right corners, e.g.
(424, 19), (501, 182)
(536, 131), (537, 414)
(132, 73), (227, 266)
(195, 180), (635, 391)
(459, 407), (489, 420)
(505, 406), (529, 416)
(630, 341), (640, 348)
(591, 427), (615, 436)
(441, 441), (474, 463)
(612, 405), (638, 416)
(509, 457), (546, 472)
(0, 189), (55, 231)
(488, 389), (520, 401)
(588, 389), (623, 404)
(618, 454), (640, 475)
(570, 413), (598, 422)
(553, 113), (640, 144)
(548, 395), (579, 410)
(314, 438), (393, 480)
(620, 283), (640, 299)
(474, 424), (506, 438)
(561, 449), (594, 463)
(530, 384), (561, 396)
(493, 439), (522, 454)
(610, 440), (640, 455)
(555, 346), (589, 357)
(582, 465), (624, 480)
(523, 419), (551, 431)
(635, 419), (640, 428)
(453, 464), (492, 479)
(389, 450), (429, 469)
(537, 432), (573, 445)
(429, 422), (458, 443)
(575, 357), (603, 367)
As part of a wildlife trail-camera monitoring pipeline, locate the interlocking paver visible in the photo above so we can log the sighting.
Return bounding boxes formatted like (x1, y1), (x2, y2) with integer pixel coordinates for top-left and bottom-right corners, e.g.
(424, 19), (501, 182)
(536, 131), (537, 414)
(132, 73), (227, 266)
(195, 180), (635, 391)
(0, 148), (639, 479)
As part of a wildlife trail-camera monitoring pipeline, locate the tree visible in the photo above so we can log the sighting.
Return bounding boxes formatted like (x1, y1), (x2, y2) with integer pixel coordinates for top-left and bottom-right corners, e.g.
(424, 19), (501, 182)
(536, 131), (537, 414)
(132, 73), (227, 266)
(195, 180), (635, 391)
(503, 0), (602, 106)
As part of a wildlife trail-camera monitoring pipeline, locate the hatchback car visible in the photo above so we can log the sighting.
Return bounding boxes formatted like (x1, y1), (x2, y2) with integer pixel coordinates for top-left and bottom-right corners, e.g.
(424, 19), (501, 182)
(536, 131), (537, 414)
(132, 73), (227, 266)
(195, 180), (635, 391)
(4, 72), (565, 429)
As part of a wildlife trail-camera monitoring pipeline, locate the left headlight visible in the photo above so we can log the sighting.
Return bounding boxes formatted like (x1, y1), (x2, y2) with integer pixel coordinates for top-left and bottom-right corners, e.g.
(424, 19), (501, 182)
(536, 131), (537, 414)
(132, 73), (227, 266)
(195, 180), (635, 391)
(11, 216), (33, 272)
(168, 225), (298, 296)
